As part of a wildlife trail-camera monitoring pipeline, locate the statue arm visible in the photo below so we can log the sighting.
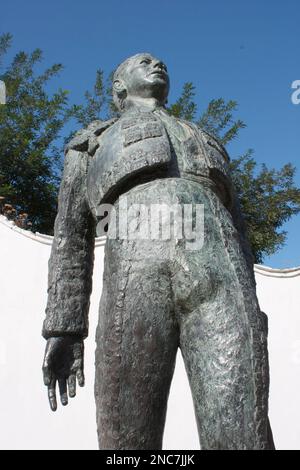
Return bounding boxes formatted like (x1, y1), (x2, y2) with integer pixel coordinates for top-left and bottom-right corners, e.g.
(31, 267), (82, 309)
(210, 132), (255, 274)
(199, 127), (255, 273)
(42, 148), (96, 339)
(42, 148), (96, 411)
(230, 189), (255, 274)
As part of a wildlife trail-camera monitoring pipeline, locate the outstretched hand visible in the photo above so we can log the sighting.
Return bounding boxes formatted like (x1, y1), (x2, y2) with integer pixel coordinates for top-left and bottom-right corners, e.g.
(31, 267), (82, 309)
(42, 336), (85, 411)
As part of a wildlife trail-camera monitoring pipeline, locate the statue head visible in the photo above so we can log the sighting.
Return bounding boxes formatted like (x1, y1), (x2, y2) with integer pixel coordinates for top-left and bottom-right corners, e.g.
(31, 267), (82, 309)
(113, 53), (170, 112)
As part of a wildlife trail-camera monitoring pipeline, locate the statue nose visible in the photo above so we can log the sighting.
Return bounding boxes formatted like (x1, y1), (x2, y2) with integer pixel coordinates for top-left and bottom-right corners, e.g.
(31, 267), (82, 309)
(154, 61), (164, 70)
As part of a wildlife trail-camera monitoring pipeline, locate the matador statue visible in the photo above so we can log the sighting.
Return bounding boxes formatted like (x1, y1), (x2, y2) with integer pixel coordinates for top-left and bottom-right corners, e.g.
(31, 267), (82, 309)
(42, 53), (275, 450)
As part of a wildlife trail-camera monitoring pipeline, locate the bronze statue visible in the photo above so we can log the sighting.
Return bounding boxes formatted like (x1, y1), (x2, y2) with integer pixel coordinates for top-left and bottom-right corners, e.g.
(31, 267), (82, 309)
(42, 53), (274, 450)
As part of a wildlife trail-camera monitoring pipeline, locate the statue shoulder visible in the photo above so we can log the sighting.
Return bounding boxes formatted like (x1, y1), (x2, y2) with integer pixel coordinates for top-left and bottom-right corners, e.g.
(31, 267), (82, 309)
(65, 117), (119, 156)
(173, 116), (230, 163)
(197, 128), (230, 163)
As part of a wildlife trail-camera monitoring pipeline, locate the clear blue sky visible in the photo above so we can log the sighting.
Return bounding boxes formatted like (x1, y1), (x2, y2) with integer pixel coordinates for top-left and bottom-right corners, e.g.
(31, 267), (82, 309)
(1, 0), (299, 267)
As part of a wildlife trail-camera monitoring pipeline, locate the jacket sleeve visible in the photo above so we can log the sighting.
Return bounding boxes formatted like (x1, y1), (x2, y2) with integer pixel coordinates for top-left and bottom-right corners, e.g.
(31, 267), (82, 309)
(230, 189), (255, 268)
(42, 148), (96, 339)
(200, 128), (255, 275)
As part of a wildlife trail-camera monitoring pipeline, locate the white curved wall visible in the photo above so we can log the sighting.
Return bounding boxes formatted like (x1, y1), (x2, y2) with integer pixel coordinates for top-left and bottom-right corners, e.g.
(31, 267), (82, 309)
(0, 215), (299, 450)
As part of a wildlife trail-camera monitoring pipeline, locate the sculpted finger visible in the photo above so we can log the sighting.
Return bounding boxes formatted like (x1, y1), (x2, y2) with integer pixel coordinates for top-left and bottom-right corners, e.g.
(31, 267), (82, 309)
(58, 378), (68, 406)
(68, 374), (76, 398)
(43, 364), (51, 386)
(76, 369), (85, 387)
(48, 380), (57, 412)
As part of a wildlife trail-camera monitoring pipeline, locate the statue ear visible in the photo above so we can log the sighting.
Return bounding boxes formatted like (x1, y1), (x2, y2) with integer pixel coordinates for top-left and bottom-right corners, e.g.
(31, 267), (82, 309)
(113, 79), (125, 94)
(113, 79), (127, 110)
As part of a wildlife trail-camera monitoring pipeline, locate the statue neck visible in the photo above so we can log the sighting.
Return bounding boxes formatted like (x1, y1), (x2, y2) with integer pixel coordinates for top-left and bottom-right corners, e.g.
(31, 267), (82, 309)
(123, 96), (165, 113)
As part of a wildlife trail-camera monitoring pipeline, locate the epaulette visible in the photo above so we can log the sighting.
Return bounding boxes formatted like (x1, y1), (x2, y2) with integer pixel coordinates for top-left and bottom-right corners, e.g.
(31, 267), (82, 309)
(65, 118), (118, 156)
(177, 118), (230, 164)
(200, 129), (230, 163)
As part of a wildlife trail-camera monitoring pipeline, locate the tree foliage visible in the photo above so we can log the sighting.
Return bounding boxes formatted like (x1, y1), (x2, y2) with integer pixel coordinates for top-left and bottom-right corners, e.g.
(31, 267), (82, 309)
(197, 98), (246, 146)
(68, 70), (118, 130)
(68, 69), (107, 128)
(0, 34), (69, 233)
(231, 153), (300, 263)
(167, 82), (197, 122)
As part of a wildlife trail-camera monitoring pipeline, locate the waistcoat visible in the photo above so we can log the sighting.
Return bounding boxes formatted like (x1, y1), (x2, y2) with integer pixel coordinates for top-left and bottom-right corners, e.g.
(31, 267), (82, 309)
(86, 108), (233, 216)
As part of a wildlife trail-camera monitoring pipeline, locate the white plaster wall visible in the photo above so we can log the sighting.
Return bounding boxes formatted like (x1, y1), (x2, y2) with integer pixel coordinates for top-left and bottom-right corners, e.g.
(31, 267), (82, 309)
(256, 270), (300, 450)
(0, 215), (299, 450)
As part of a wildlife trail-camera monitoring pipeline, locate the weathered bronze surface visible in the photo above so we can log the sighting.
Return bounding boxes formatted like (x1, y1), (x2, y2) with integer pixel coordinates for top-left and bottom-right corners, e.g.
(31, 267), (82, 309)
(42, 53), (274, 450)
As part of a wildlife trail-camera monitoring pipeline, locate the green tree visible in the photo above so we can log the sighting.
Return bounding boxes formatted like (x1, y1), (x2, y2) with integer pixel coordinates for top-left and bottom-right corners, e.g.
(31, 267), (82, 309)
(68, 70), (117, 131)
(0, 33), (70, 233)
(231, 153), (300, 263)
(168, 82), (197, 122)
(68, 69), (107, 128)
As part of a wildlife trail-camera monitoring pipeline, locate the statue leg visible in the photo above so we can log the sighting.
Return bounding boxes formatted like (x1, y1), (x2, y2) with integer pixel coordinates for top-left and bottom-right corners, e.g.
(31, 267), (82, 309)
(178, 287), (272, 449)
(95, 249), (179, 450)
(172, 192), (273, 450)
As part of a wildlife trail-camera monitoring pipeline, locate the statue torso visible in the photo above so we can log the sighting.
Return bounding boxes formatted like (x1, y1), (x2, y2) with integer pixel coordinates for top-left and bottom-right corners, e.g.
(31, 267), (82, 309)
(86, 108), (233, 218)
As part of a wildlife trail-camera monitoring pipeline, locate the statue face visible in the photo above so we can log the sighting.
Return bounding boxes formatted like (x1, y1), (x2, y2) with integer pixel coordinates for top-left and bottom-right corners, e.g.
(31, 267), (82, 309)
(119, 53), (170, 105)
